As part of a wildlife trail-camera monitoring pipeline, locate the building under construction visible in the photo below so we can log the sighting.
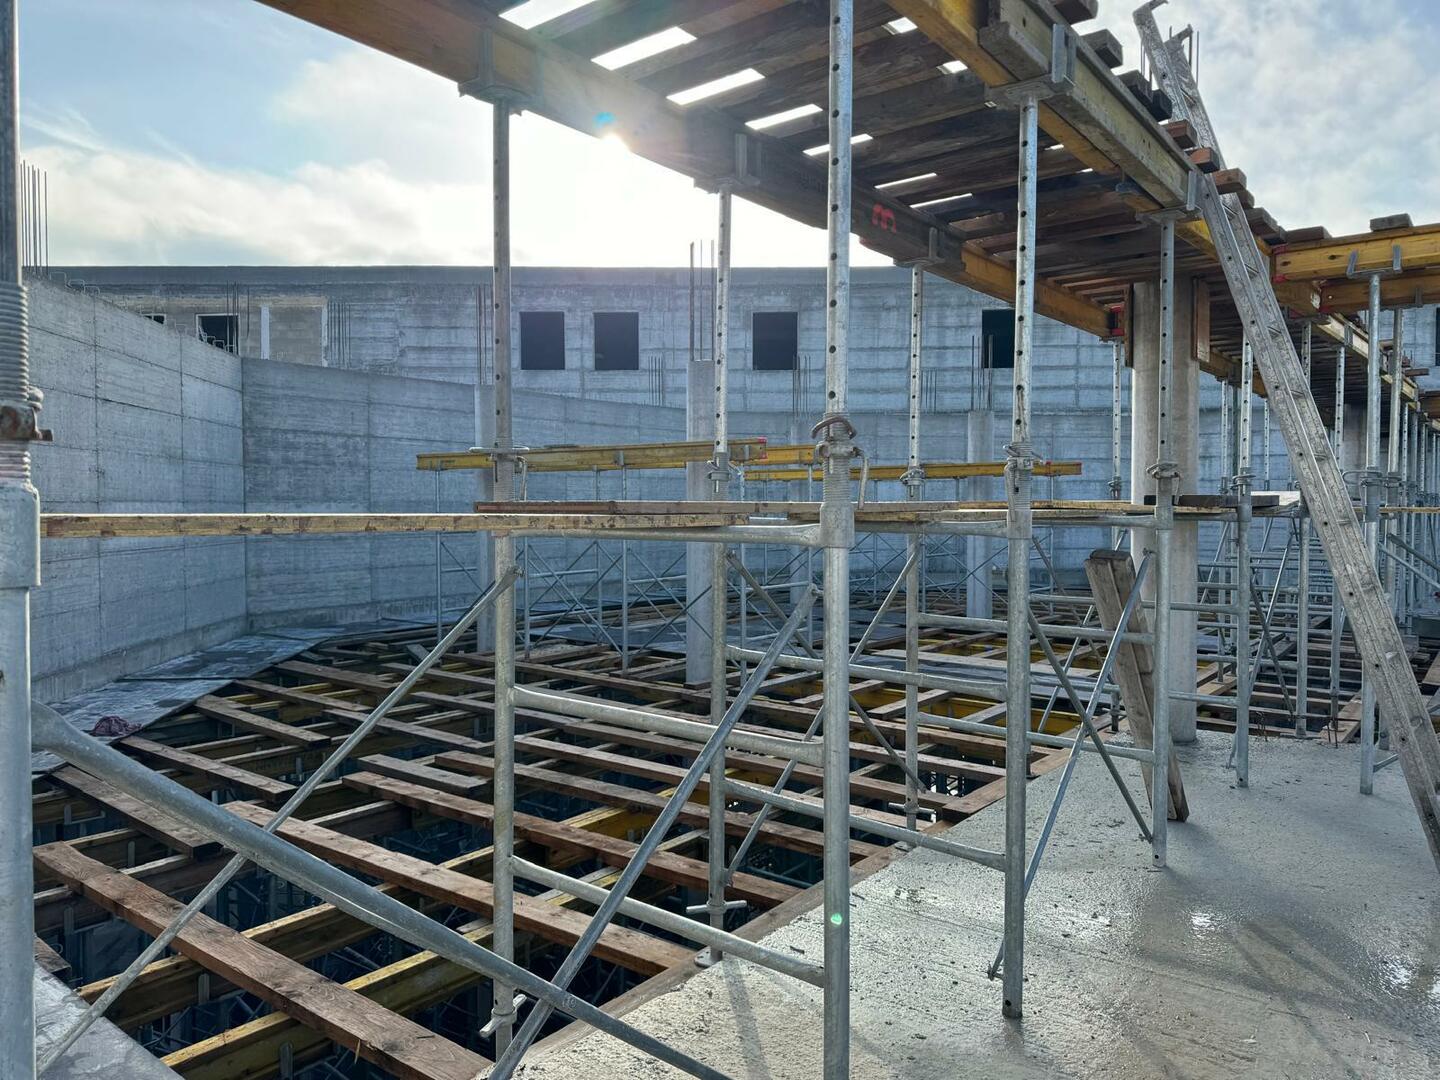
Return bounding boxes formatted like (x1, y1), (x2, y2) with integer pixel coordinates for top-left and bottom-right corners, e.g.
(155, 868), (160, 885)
(4, 2), (1440, 1079)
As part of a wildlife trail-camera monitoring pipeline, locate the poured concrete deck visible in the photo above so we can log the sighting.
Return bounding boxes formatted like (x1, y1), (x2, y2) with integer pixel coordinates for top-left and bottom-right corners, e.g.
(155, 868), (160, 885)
(526, 735), (1440, 1079)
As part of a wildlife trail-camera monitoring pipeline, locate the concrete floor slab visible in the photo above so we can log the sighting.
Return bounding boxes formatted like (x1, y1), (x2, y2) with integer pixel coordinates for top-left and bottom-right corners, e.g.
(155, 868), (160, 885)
(524, 736), (1440, 1079)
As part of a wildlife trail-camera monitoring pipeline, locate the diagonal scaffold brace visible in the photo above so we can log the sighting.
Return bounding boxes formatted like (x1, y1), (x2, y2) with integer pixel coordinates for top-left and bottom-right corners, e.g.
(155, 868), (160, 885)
(1135, 0), (1440, 868)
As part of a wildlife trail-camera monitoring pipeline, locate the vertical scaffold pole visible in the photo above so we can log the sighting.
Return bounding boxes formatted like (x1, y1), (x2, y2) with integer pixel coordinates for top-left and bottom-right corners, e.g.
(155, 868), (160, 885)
(1386, 308), (1404, 614)
(903, 264), (924, 831)
(1110, 338), (1125, 552)
(1296, 322), (1312, 737)
(1150, 216), (1176, 865)
(820, 1), (855, 1073)
(0, 3), (37, 1076)
(488, 99), (518, 1055)
(1330, 340), (1348, 722)
(1412, 407), (1424, 616)
(1234, 338), (1253, 787)
(1218, 377), (1230, 494)
(706, 183), (733, 951)
(1361, 276), (1383, 794)
(1001, 91), (1038, 1019)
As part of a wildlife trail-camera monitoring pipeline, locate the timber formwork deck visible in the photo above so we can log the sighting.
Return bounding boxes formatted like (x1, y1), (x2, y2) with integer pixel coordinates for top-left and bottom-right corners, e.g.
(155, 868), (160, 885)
(31, 619), (1082, 1079)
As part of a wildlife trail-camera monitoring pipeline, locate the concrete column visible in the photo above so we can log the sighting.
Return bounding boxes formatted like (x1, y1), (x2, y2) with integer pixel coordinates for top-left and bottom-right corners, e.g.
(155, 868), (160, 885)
(1130, 276), (1201, 743)
(966, 409), (995, 620)
(685, 356), (715, 685)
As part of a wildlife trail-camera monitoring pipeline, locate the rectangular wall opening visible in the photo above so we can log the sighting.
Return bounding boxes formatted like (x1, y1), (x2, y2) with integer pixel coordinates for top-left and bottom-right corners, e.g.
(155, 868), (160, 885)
(593, 311), (640, 371)
(521, 311), (567, 370)
(196, 313), (237, 353)
(981, 308), (1015, 369)
(753, 311), (798, 371)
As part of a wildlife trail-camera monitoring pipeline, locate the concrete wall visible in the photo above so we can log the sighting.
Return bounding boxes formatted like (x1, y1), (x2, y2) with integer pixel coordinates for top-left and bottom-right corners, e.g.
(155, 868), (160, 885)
(59, 266), (1122, 412)
(29, 282), (490, 698)
(29, 265), (1373, 698)
(240, 358), (479, 629)
(30, 279), (247, 702)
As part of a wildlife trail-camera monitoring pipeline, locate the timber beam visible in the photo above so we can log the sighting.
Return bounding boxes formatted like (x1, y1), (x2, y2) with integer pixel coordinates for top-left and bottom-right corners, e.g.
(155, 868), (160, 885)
(1273, 222), (1440, 281)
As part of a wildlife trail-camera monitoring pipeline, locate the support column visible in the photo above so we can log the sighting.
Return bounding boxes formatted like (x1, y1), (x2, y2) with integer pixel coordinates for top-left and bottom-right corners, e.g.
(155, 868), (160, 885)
(820, 2), (855, 1072)
(903, 265), (925, 832)
(999, 90), (1039, 1022)
(1234, 344), (1254, 787)
(1295, 322), (1312, 737)
(705, 184), (733, 951)
(487, 100), (518, 1055)
(1150, 216), (1178, 864)
(1328, 343), (1350, 724)
(0, 3), (38, 1075)
(1361, 276), (1384, 794)
(1385, 308), (1404, 613)
(1129, 275), (1201, 743)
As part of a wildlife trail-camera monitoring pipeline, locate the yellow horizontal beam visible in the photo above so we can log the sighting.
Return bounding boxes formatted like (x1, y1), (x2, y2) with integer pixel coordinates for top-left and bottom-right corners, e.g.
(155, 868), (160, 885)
(1315, 271), (1440, 313)
(417, 438), (768, 473)
(1273, 224), (1440, 281)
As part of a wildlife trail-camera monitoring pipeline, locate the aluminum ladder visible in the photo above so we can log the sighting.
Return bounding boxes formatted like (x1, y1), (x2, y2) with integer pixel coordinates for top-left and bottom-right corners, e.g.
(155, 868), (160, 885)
(1136, 1), (1440, 867)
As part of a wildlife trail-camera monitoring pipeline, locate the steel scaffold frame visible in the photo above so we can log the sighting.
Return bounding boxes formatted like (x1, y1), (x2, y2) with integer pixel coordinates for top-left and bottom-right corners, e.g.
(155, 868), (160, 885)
(15, 4), (1440, 1078)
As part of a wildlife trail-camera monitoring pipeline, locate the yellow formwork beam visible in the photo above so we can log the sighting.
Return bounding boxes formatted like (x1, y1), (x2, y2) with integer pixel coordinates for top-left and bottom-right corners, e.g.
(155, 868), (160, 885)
(1273, 223), (1440, 281)
(416, 438), (768, 473)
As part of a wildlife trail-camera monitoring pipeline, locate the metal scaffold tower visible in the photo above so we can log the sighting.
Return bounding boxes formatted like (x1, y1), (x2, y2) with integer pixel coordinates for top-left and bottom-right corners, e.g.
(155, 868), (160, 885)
(1136, 0), (1440, 866)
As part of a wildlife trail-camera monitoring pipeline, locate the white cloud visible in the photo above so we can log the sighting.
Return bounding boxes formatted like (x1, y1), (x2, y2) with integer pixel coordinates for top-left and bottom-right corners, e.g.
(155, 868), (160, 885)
(24, 45), (880, 268)
(1100, 0), (1440, 234)
(25, 2), (1437, 267)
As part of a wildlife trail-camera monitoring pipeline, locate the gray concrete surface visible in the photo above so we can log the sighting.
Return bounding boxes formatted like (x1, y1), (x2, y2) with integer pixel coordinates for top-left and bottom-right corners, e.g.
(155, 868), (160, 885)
(240, 356), (478, 630)
(30, 278), (247, 702)
(36, 968), (180, 1079)
(522, 736), (1440, 1080)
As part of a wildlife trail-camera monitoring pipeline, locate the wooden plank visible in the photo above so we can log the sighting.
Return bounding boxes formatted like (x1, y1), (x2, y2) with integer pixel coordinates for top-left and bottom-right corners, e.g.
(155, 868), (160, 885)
(49, 767), (222, 858)
(233, 678), (369, 713)
(359, 754), (488, 798)
(432, 750), (883, 861)
(225, 804), (690, 976)
(416, 437), (768, 472)
(193, 695), (330, 748)
(121, 737), (296, 802)
(507, 724), (969, 821)
(41, 510), (749, 538)
(1275, 224), (1440, 280)
(34, 937), (69, 977)
(342, 771), (795, 908)
(276, 660), (394, 692)
(1083, 550), (1190, 821)
(163, 818), (722, 1078)
(33, 843), (490, 1080)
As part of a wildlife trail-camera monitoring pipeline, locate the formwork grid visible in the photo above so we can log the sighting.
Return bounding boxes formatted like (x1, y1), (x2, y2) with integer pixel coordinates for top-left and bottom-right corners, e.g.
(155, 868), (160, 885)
(13, 2), (1440, 1079)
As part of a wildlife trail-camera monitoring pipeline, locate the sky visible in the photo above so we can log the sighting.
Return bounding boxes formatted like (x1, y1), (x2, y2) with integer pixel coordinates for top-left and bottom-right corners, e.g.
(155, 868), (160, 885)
(18, 0), (1440, 268)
